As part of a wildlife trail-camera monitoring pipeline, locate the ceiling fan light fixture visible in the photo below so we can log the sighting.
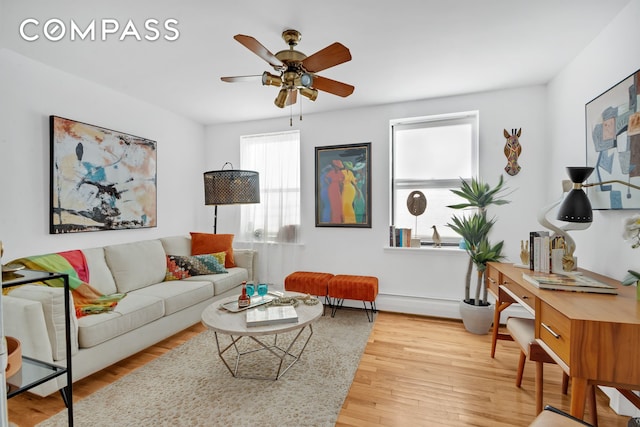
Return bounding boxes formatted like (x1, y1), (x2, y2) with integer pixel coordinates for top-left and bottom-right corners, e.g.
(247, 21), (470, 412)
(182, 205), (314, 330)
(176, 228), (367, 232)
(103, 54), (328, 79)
(261, 71), (282, 87)
(274, 88), (288, 108)
(282, 70), (298, 86)
(224, 30), (354, 118)
(282, 29), (301, 47)
(300, 87), (318, 101)
(300, 72), (313, 88)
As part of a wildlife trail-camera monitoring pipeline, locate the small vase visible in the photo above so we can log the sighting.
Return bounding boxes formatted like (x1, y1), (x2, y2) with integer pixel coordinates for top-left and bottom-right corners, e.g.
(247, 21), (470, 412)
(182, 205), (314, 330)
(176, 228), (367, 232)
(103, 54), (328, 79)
(637, 282), (640, 301)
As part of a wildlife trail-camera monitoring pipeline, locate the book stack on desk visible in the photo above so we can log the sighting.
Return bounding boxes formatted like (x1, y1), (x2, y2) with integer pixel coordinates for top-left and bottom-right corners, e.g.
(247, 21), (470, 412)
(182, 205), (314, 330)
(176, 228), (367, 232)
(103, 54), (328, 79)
(529, 231), (550, 272)
(522, 271), (618, 294)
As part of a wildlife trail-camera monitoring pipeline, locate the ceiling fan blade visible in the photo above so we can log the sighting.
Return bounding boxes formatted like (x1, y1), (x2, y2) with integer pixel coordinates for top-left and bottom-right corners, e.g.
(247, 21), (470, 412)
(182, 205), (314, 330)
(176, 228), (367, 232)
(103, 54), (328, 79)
(220, 75), (262, 83)
(302, 42), (352, 73)
(286, 89), (297, 106)
(234, 34), (283, 68)
(312, 75), (355, 97)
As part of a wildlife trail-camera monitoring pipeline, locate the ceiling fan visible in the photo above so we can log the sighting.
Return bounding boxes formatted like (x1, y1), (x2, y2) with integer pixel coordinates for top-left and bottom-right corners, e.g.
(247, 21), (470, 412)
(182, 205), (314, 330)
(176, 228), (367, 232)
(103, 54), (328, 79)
(221, 29), (354, 109)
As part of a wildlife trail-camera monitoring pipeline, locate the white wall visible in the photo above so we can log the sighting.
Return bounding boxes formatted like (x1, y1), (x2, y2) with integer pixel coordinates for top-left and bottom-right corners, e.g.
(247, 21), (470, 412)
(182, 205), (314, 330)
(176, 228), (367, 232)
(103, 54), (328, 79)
(547, 0), (640, 416)
(1, 41), (548, 320)
(206, 85), (548, 318)
(548, 0), (640, 281)
(0, 48), (205, 259)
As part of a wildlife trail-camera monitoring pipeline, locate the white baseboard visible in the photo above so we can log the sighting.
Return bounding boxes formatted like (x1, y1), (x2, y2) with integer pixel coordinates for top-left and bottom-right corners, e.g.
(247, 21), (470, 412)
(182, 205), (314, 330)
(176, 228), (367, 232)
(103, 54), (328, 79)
(600, 386), (640, 417)
(373, 293), (531, 324)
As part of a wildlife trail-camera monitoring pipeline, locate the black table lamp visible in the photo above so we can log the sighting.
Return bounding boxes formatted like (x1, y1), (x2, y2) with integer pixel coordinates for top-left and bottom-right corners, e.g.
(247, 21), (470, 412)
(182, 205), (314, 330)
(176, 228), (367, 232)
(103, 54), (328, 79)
(557, 166), (640, 223)
(547, 165), (640, 271)
(556, 167), (595, 223)
(203, 162), (260, 233)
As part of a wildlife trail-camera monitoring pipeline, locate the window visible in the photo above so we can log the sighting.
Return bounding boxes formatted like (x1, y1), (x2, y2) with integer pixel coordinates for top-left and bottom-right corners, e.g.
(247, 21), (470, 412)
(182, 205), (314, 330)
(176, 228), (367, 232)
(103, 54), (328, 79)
(390, 111), (478, 244)
(240, 130), (300, 243)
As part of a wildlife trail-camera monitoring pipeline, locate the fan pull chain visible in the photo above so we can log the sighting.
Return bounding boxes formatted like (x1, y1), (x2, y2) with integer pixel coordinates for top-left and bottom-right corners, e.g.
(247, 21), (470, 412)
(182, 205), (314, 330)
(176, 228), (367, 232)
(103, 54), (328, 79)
(299, 97), (303, 122)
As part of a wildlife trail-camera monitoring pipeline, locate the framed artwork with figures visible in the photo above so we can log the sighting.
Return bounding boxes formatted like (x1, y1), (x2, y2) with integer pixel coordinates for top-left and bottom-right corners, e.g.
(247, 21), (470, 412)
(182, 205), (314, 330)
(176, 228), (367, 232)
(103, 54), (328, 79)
(315, 142), (371, 228)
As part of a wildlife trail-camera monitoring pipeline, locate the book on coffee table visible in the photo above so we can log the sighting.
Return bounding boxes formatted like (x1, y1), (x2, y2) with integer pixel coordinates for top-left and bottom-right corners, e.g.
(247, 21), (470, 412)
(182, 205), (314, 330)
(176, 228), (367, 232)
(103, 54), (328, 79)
(246, 305), (298, 327)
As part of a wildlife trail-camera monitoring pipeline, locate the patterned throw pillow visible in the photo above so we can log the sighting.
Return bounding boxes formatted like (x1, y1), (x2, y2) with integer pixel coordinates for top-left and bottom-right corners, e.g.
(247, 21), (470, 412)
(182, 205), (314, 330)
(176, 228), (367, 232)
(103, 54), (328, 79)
(211, 251), (226, 267)
(165, 254), (227, 281)
(190, 232), (236, 267)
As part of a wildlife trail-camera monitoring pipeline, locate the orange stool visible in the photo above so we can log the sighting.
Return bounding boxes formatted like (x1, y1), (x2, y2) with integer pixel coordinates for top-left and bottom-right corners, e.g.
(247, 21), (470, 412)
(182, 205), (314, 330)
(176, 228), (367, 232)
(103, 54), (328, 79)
(328, 274), (378, 322)
(284, 271), (334, 313)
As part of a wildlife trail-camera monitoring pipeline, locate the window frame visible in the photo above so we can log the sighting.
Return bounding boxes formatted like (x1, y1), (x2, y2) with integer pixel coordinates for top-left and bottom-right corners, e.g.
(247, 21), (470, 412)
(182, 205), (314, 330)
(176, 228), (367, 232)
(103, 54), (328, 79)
(389, 111), (479, 245)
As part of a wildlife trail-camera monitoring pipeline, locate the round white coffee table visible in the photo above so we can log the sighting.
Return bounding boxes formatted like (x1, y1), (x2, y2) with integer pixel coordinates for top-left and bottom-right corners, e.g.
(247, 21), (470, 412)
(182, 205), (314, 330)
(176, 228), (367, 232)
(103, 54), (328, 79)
(201, 292), (323, 380)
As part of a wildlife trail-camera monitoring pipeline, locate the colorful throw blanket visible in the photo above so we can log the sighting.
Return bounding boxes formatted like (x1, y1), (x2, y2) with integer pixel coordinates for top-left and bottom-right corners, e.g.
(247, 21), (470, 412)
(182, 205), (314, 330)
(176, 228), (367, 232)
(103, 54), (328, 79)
(8, 250), (125, 318)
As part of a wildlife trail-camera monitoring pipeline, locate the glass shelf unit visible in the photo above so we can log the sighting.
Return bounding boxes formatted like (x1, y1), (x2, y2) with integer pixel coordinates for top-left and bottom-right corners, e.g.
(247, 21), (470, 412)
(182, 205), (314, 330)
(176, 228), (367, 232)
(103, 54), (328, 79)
(2, 269), (73, 425)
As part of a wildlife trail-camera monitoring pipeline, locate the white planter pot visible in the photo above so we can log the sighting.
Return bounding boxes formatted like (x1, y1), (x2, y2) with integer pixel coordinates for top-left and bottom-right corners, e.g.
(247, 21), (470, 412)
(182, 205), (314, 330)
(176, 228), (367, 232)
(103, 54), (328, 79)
(459, 300), (494, 335)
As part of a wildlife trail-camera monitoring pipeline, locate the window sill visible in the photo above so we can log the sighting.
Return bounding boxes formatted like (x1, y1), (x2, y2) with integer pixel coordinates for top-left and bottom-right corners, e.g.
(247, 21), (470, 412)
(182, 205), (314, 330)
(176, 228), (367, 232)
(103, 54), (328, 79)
(236, 240), (305, 247)
(384, 245), (467, 253)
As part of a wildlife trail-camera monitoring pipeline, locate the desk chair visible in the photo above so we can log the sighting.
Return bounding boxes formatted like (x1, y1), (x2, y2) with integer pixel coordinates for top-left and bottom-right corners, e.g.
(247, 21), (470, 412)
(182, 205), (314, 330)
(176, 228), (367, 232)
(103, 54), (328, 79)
(506, 317), (598, 426)
(529, 406), (593, 426)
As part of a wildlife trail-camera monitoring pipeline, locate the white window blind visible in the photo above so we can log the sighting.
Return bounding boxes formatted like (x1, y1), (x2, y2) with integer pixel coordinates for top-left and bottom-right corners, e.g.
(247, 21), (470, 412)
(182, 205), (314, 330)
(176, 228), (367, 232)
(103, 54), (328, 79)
(391, 111), (479, 244)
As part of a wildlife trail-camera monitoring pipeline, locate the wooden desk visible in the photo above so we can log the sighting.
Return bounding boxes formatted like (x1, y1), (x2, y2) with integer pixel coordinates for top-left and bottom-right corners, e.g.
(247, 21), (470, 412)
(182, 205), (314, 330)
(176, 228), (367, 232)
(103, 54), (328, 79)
(486, 262), (640, 420)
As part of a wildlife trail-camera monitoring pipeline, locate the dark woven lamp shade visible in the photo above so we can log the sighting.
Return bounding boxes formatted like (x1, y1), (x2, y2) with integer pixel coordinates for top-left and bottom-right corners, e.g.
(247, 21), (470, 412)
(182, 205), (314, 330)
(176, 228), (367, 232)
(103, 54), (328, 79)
(203, 169), (260, 206)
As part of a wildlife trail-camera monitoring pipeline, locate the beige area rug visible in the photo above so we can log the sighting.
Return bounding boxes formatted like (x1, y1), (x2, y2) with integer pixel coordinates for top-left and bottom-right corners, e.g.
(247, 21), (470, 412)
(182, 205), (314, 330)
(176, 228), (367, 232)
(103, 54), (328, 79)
(38, 308), (374, 427)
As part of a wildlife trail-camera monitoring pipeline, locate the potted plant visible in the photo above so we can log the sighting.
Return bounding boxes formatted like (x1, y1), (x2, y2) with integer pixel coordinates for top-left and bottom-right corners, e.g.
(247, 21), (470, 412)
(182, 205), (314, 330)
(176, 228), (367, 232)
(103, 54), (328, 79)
(447, 175), (510, 334)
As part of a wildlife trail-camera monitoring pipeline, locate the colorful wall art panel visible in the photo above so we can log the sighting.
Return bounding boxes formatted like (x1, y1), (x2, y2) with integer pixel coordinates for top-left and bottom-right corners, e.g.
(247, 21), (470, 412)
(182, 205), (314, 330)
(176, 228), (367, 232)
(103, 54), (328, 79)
(50, 116), (157, 233)
(586, 69), (640, 209)
(315, 142), (371, 228)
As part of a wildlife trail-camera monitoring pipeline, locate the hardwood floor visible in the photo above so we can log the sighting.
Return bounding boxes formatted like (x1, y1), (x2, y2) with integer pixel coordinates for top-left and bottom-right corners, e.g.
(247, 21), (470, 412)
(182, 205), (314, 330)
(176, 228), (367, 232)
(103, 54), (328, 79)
(337, 312), (630, 427)
(8, 312), (632, 426)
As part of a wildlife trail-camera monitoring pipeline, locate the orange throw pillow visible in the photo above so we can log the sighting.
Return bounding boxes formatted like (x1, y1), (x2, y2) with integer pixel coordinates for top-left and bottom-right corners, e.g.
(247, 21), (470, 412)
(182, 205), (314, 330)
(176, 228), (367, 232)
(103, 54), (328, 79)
(190, 232), (235, 268)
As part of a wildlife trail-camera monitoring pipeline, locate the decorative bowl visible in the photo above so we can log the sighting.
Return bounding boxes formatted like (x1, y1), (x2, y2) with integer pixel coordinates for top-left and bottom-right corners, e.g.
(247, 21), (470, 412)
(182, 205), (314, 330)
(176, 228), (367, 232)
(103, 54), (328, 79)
(5, 336), (22, 379)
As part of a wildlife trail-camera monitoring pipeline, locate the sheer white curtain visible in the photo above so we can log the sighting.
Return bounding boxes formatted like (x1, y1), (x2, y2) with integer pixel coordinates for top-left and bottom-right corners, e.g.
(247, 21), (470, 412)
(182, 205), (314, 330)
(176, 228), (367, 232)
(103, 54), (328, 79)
(240, 130), (301, 287)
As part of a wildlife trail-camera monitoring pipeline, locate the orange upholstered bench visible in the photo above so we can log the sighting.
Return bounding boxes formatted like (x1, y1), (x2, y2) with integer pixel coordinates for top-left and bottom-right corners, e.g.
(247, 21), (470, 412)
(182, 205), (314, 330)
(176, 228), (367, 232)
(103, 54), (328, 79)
(284, 271), (334, 313)
(328, 274), (378, 322)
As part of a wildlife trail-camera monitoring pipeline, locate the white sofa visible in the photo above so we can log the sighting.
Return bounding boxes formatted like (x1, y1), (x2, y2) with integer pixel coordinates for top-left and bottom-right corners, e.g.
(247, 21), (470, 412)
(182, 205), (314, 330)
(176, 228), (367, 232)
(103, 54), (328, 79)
(2, 235), (255, 396)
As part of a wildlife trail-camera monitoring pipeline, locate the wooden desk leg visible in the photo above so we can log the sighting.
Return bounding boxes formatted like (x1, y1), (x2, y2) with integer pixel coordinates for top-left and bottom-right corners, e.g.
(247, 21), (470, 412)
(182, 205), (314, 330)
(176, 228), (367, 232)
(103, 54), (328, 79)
(588, 385), (598, 427)
(491, 301), (512, 358)
(570, 377), (588, 420)
(535, 360), (544, 414)
(562, 372), (569, 394)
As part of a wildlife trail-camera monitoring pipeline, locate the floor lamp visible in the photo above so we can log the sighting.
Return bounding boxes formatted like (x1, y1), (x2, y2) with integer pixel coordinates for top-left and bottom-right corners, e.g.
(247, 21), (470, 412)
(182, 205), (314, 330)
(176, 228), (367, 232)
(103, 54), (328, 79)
(203, 163), (260, 234)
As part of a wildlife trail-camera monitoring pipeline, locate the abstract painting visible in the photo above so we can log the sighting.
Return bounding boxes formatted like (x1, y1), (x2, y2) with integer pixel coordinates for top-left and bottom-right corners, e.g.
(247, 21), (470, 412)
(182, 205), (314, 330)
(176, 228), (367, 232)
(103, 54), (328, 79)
(315, 142), (371, 228)
(586, 69), (640, 209)
(50, 116), (157, 233)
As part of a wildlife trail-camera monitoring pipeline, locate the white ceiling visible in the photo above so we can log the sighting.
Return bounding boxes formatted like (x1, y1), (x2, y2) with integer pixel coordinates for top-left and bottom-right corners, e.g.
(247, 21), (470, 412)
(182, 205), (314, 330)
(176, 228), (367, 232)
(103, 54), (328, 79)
(0, 0), (632, 125)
